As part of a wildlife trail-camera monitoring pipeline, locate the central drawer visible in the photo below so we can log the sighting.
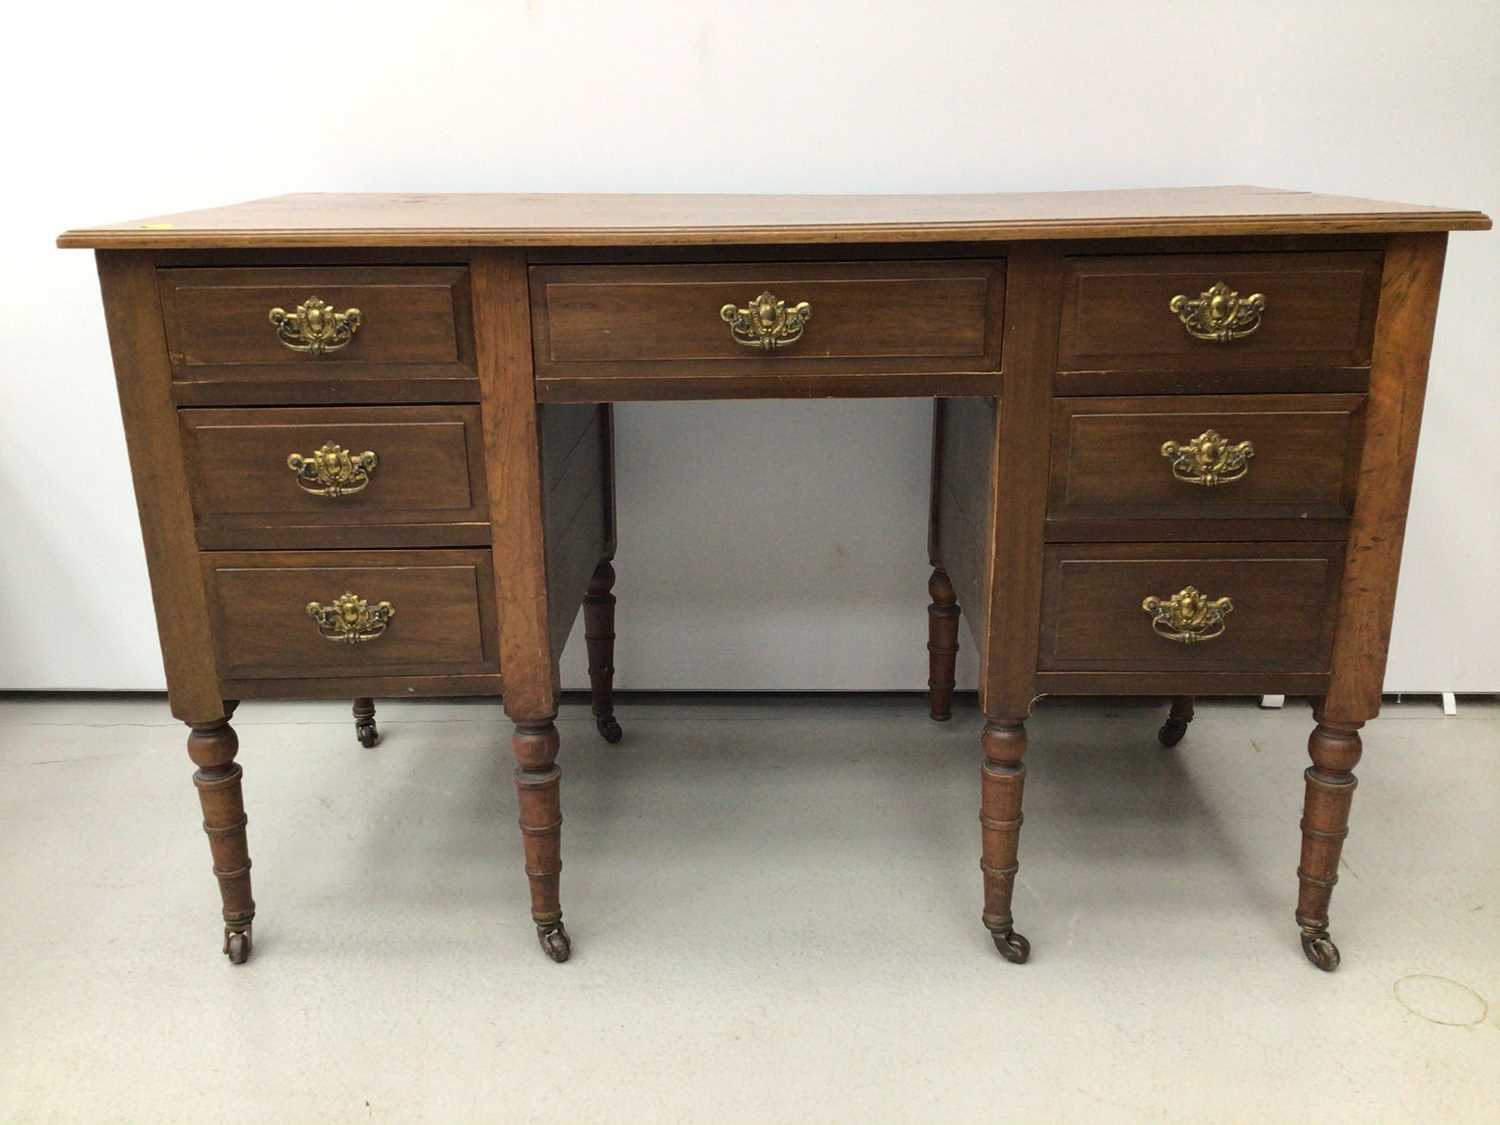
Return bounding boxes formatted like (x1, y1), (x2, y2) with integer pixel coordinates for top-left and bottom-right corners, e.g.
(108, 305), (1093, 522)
(529, 260), (1006, 396)
(201, 549), (498, 680)
(180, 405), (490, 549)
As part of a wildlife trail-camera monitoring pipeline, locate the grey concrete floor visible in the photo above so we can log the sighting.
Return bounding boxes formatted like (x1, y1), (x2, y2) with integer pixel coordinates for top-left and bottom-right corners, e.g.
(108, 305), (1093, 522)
(1, 694), (1496, 1123)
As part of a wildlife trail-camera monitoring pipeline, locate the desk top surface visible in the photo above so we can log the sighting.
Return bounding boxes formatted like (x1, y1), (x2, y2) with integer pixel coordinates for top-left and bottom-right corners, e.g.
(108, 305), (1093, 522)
(59, 186), (1490, 250)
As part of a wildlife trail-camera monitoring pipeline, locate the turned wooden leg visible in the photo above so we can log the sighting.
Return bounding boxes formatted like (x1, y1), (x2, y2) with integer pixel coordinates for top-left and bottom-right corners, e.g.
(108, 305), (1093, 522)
(927, 567), (960, 722)
(352, 697), (378, 747)
(1296, 717), (1363, 971)
(513, 720), (569, 962)
(980, 719), (1031, 963)
(186, 712), (255, 964)
(583, 559), (622, 744)
(1158, 695), (1195, 747)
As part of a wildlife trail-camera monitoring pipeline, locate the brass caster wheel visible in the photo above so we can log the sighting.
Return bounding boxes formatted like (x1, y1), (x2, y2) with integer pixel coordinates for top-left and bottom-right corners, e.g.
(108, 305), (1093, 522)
(223, 927), (252, 965)
(990, 927), (1031, 964)
(595, 715), (623, 744)
(1301, 930), (1341, 972)
(356, 719), (379, 748)
(1158, 718), (1188, 747)
(537, 921), (572, 963)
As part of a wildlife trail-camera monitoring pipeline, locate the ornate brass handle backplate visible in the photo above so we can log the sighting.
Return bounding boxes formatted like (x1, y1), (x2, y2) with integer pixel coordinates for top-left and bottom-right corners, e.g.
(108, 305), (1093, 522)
(1169, 282), (1265, 342)
(307, 593), (395, 644)
(269, 297), (363, 355)
(286, 443), (378, 497)
(1142, 586), (1233, 644)
(1160, 430), (1254, 487)
(720, 291), (812, 350)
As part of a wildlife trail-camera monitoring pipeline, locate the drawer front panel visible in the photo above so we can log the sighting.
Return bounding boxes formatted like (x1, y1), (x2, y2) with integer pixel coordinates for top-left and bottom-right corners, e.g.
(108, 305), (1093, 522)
(1039, 542), (1343, 673)
(181, 406), (489, 546)
(159, 266), (476, 389)
(1048, 394), (1364, 522)
(530, 260), (1005, 389)
(202, 549), (498, 679)
(1058, 252), (1380, 372)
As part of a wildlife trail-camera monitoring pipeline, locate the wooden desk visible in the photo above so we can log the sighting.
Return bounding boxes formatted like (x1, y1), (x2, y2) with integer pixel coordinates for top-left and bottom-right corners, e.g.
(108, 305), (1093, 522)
(60, 187), (1490, 969)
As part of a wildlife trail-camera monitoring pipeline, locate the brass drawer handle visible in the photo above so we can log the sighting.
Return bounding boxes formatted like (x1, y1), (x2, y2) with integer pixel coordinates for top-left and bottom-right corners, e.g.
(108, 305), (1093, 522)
(720, 290), (812, 350)
(307, 593), (395, 644)
(286, 443), (378, 498)
(1142, 586), (1233, 644)
(1160, 430), (1255, 487)
(269, 297), (363, 355)
(1169, 282), (1265, 342)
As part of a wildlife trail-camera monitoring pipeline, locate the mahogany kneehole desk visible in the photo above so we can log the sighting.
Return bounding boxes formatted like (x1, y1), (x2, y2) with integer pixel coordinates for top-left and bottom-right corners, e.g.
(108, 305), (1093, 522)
(59, 187), (1491, 969)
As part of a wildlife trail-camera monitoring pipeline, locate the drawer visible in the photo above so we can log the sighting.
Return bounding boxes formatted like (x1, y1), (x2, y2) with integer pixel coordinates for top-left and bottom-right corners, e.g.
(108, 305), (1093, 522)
(181, 406), (490, 549)
(159, 266), (476, 401)
(530, 260), (1005, 394)
(1058, 252), (1381, 372)
(1048, 394), (1364, 524)
(201, 549), (498, 680)
(1038, 542), (1343, 673)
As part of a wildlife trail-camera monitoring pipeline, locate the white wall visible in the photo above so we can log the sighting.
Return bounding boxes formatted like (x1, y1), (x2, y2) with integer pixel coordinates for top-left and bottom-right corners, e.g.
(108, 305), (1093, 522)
(3, 0), (1496, 693)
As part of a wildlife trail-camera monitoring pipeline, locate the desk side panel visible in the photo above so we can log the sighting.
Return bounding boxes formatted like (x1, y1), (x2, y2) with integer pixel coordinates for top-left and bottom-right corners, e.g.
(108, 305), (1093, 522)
(540, 404), (611, 665)
(1323, 233), (1448, 724)
(980, 245), (1067, 717)
(932, 398), (997, 656)
(96, 251), (225, 720)
(472, 248), (557, 719)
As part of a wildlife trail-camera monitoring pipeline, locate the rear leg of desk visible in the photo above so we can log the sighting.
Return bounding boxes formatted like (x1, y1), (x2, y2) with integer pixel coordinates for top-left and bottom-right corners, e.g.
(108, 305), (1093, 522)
(352, 697), (379, 747)
(1158, 695), (1194, 747)
(584, 559), (622, 744)
(927, 568), (960, 722)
